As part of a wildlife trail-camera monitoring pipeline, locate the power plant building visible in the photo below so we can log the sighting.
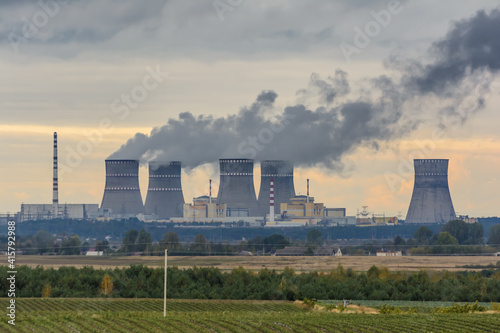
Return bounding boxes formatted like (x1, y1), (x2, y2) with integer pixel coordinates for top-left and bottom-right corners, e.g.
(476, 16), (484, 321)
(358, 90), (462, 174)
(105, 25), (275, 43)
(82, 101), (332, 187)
(405, 159), (456, 224)
(280, 196), (325, 218)
(144, 161), (185, 219)
(257, 160), (295, 215)
(19, 203), (99, 222)
(216, 159), (260, 217)
(183, 196), (226, 219)
(100, 159), (145, 217)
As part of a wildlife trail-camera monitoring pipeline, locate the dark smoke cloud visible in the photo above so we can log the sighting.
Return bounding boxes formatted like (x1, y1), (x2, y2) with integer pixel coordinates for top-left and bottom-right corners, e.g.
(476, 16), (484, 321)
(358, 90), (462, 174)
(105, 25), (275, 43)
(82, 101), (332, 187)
(110, 8), (500, 170)
(401, 8), (500, 95)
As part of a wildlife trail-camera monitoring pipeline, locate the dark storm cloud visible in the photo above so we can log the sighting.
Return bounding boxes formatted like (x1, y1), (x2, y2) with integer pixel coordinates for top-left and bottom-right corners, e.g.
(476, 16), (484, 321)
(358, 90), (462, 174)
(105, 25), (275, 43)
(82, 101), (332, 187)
(110, 7), (500, 170)
(402, 8), (500, 95)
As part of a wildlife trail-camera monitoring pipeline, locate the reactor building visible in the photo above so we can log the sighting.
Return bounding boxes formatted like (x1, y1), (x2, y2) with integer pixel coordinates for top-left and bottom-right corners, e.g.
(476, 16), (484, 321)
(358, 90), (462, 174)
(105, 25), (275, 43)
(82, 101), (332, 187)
(144, 161), (185, 219)
(257, 160), (295, 216)
(100, 159), (145, 216)
(405, 159), (457, 224)
(216, 159), (260, 217)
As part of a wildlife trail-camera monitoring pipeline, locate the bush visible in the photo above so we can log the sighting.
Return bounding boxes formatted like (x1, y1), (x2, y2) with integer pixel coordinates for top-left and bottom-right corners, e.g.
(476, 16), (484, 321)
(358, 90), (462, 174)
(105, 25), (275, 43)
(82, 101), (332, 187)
(379, 304), (402, 314)
(434, 301), (486, 313)
(302, 297), (317, 309)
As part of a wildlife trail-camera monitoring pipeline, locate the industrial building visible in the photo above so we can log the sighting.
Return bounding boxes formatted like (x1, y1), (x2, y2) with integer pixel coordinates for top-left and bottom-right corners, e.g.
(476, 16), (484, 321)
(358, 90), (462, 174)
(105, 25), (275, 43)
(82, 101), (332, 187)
(405, 159), (456, 224)
(14, 133), (357, 225)
(19, 203), (99, 222)
(257, 160), (295, 215)
(281, 196), (324, 218)
(216, 159), (260, 217)
(16, 132), (100, 222)
(144, 161), (185, 219)
(183, 196), (226, 219)
(100, 159), (145, 217)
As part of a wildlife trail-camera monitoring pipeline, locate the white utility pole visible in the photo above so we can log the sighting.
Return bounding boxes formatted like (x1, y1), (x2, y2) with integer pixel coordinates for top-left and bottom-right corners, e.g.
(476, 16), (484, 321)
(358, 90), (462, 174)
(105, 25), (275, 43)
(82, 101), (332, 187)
(164, 249), (168, 317)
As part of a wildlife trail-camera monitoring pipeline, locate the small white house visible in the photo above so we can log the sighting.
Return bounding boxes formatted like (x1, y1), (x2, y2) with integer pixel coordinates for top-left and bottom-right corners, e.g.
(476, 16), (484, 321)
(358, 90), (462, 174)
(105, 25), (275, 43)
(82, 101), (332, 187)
(376, 250), (402, 256)
(86, 250), (103, 256)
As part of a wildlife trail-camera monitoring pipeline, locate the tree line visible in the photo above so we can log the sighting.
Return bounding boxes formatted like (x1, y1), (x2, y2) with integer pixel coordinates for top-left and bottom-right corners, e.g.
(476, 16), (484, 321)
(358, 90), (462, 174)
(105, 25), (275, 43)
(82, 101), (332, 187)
(1, 264), (500, 302)
(3, 220), (499, 256)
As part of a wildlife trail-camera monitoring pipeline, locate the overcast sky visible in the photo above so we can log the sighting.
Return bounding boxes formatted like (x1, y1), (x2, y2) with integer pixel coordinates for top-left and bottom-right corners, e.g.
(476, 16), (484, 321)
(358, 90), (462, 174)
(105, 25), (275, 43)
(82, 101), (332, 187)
(1, 0), (500, 218)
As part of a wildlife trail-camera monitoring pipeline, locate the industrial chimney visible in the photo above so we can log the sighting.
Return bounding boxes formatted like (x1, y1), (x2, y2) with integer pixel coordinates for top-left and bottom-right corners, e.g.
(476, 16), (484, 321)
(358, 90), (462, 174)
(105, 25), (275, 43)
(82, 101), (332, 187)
(405, 159), (456, 224)
(269, 177), (275, 223)
(144, 161), (184, 218)
(100, 160), (145, 216)
(217, 159), (259, 217)
(258, 160), (295, 215)
(52, 132), (58, 218)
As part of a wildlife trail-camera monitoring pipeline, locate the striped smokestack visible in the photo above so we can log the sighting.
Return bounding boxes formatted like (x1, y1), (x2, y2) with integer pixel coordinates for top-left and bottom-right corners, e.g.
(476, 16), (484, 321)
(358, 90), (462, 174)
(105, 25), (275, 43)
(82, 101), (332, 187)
(52, 132), (58, 217)
(269, 177), (275, 223)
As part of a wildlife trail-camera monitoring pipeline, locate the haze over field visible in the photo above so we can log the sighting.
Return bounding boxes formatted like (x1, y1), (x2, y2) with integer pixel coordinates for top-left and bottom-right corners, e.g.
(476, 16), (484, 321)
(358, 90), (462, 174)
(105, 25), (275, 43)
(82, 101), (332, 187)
(1, 0), (500, 217)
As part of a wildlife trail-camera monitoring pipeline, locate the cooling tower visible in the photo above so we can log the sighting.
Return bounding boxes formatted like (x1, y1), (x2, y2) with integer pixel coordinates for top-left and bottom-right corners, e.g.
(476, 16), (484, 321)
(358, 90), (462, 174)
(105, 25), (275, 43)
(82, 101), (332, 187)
(217, 159), (260, 216)
(100, 160), (145, 216)
(405, 159), (456, 224)
(144, 161), (184, 218)
(258, 160), (295, 215)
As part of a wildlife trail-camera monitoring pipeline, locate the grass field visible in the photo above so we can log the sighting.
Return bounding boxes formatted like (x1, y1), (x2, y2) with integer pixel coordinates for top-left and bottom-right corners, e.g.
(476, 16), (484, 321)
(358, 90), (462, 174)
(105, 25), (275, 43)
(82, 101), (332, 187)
(1, 298), (499, 332)
(5, 255), (500, 272)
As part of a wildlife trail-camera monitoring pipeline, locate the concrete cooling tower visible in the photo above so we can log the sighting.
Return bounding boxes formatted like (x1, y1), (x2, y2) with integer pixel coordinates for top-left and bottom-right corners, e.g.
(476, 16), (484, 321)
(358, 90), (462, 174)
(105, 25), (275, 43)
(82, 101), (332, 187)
(217, 159), (260, 217)
(405, 159), (456, 224)
(258, 160), (295, 215)
(100, 160), (145, 216)
(144, 161), (184, 218)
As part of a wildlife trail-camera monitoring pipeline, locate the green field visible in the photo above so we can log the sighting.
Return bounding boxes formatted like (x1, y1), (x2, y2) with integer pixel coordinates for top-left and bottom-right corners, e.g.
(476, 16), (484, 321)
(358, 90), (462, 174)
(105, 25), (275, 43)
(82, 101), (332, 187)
(1, 298), (500, 332)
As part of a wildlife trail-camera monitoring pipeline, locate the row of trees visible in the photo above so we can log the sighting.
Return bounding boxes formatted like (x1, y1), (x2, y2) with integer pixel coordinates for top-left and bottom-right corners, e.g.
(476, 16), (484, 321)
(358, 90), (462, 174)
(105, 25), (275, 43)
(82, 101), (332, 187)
(413, 220), (484, 245)
(6, 231), (86, 255)
(401, 221), (499, 255)
(2, 264), (500, 302)
(5, 221), (499, 256)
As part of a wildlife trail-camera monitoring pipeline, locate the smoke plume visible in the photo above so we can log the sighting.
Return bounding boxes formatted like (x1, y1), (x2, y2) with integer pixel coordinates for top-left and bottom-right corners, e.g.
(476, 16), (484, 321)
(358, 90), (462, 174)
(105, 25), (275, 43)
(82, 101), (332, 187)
(109, 8), (500, 170)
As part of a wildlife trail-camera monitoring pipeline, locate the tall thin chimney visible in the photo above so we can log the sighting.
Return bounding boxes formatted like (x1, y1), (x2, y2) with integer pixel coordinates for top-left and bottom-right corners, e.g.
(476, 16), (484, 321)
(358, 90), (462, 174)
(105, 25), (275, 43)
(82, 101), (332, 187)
(52, 132), (58, 217)
(269, 177), (275, 223)
(306, 179), (310, 203)
(209, 179), (212, 203)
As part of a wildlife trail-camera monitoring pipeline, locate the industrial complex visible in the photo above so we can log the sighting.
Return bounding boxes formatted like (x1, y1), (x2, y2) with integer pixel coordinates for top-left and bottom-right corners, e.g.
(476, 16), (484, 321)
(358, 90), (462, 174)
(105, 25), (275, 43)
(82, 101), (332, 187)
(11, 133), (466, 226)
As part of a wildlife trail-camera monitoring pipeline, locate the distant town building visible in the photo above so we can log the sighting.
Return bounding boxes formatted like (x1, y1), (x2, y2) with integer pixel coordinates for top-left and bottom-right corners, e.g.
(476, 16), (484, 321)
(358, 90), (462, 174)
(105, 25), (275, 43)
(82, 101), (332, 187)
(458, 215), (479, 224)
(274, 246), (342, 256)
(376, 250), (402, 256)
(86, 249), (103, 256)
